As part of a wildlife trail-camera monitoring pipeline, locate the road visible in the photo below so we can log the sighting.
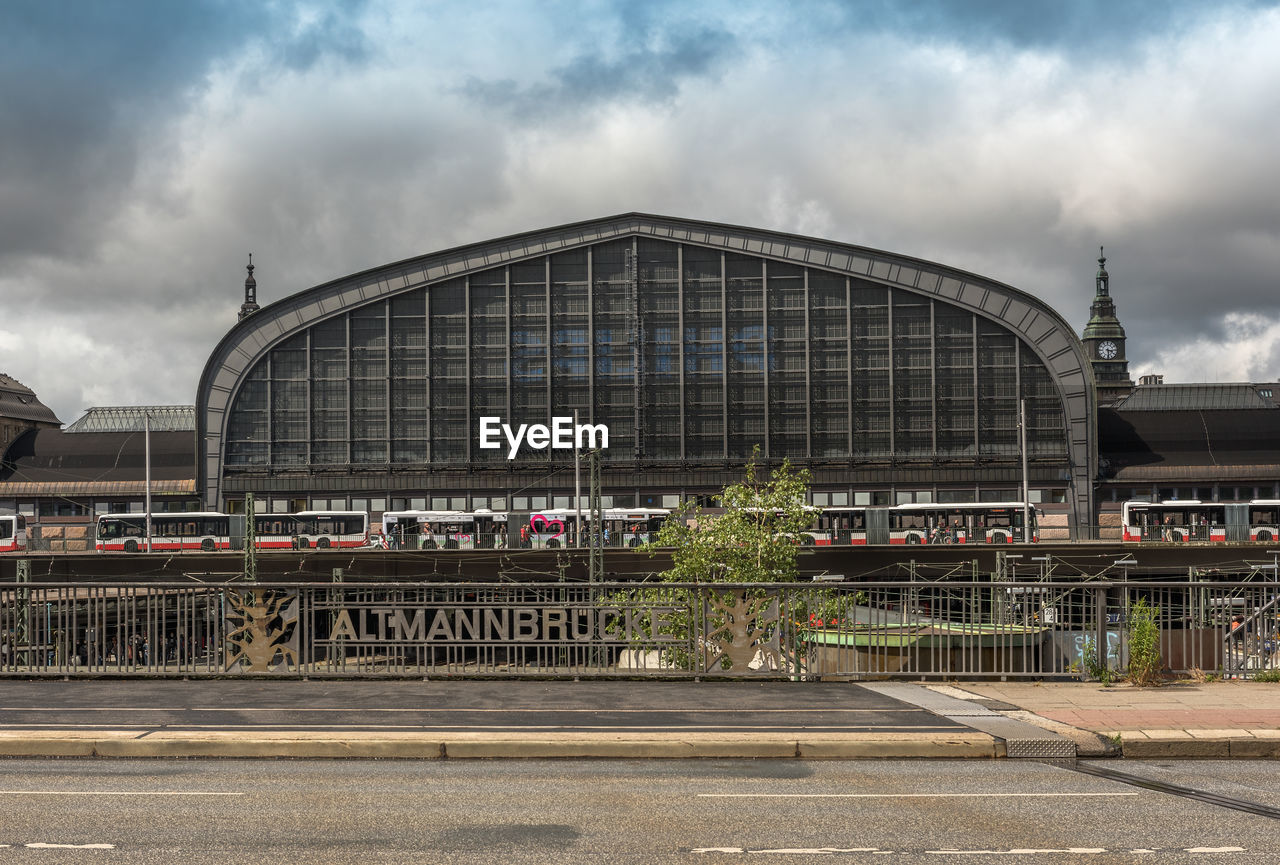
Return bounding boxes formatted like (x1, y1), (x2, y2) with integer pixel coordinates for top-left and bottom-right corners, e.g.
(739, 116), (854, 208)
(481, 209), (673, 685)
(0, 759), (1275, 863)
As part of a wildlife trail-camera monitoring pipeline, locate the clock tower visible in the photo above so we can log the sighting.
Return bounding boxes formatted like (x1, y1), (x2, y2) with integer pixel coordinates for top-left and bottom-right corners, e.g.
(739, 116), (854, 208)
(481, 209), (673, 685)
(1082, 247), (1134, 406)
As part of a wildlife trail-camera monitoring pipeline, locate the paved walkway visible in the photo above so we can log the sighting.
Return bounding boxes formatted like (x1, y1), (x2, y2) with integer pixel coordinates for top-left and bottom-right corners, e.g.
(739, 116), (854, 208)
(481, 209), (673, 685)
(947, 680), (1280, 757)
(0, 679), (1275, 759)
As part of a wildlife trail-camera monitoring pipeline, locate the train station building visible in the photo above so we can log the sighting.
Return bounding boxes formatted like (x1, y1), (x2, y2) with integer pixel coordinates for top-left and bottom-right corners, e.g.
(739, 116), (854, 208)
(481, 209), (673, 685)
(197, 214), (1096, 533)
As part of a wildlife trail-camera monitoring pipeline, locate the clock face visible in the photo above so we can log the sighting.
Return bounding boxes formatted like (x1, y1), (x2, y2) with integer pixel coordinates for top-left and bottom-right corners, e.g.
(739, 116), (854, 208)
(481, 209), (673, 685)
(1098, 340), (1118, 359)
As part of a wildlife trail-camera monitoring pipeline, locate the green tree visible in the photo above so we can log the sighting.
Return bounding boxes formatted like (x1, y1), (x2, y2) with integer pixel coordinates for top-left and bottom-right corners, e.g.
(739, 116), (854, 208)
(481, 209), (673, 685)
(607, 447), (826, 673)
(646, 445), (815, 583)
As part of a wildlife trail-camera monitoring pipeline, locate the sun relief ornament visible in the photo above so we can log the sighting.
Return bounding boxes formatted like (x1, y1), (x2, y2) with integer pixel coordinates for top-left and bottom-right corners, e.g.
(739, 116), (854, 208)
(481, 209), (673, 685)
(223, 588), (299, 672)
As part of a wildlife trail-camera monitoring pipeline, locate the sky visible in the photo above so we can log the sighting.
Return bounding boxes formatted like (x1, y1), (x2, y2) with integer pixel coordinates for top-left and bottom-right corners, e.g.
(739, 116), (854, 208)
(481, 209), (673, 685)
(3, 0), (1279, 426)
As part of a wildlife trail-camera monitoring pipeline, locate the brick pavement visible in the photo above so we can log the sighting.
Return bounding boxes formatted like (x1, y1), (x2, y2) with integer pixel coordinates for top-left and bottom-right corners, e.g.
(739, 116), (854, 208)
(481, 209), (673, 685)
(953, 680), (1280, 757)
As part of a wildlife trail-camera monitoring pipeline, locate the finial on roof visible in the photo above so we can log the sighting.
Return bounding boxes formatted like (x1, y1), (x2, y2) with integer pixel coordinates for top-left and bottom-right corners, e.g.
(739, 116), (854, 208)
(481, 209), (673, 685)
(239, 253), (260, 321)
(1095, 245), (1110, 296)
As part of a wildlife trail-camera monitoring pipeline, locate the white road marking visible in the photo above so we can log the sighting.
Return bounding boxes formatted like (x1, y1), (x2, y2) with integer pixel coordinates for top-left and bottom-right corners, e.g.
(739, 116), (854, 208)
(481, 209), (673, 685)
(752, 849), (880, 854)
(0, 791), (242, 796)
(1185, 848), (1244, 854)
(699, 793), (1138, 798)
(927, 849), (1108, 855)
(25, 843), (116, 849)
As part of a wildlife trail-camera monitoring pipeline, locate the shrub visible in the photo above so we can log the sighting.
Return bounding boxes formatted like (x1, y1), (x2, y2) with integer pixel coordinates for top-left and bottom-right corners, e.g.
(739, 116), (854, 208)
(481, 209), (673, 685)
(1126, 597), (1162, 687)
(1082, 636), (1113, 685)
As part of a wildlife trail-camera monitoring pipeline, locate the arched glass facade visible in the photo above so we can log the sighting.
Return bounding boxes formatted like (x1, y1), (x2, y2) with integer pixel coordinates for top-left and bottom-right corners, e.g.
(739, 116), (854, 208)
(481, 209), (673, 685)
(224, 237), (1066, 471)
(200, 215), (1095, 531)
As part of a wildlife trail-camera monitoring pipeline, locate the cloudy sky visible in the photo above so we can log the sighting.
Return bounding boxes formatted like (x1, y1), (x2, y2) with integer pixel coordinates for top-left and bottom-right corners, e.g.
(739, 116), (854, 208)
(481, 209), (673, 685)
(3, 0), (1279, 425)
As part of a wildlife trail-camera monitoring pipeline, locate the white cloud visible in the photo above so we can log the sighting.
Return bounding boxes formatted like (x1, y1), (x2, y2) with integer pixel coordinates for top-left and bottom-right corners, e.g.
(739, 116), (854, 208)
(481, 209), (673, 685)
(1136, 313), (1280, 384)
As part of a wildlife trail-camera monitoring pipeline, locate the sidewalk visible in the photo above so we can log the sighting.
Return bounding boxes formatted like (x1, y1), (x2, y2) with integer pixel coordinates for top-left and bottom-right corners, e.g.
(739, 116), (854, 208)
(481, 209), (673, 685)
(946, 680), (1280, 758)
(0, 679), (1275, 760)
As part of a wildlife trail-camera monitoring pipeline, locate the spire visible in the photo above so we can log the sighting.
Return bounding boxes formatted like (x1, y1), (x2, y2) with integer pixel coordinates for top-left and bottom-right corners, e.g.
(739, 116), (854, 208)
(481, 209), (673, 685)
(1095, 245), (1109, 296)
(238, 254), (260, 321)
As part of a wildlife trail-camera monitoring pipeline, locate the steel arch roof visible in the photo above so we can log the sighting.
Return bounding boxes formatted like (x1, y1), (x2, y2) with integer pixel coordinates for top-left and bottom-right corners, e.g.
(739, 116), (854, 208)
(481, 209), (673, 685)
(197, 213), (1096, 526)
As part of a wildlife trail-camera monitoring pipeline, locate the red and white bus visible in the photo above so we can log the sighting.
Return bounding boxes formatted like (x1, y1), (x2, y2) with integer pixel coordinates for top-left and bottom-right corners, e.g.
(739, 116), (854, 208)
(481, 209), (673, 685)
(808, 503), (1039, 545)
(0, 514), (27, 553)
(1121, 499), (1280, 543)
(808, 507), (870, 545)
(96, 511), (369, 552)
(520, 508), (669, 549)
(1247, 501), (1280, 542)
(96, 512), (231, 552)
(265, 511), (369, 549)
(380, 510), (507, 550)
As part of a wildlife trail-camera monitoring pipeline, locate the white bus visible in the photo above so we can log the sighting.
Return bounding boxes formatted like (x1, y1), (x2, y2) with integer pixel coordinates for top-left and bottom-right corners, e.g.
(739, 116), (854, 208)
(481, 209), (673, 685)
(1121, 499), (1280, 543)
(96, 512), (231, 553)
(285, 511), (369, 549)
(519, 508), (669, 549)
(97, 511), (370, 552)
(0, 514), (27, 553)
(808, 503), (1040, 545)
(380, 510), (508, 550)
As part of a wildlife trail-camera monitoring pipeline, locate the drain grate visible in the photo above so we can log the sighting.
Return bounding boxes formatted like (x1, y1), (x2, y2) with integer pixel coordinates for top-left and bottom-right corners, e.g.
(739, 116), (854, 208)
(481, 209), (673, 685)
(1061, 761), (1280, 821)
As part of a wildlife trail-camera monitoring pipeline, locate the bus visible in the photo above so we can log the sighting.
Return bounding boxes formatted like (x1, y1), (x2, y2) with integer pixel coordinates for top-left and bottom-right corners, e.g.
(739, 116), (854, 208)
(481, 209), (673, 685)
(809, 507), (868, 545)
(97, 511), (370, 552)
(96, 512), (231, 553)
(243, 511), (371, 549)
(894, 502), (1038, 545)
(1121, 499), (1280, 543)
(520, 508), (669, 549)
(808, 503), (1039, 545)
(380, 510), (508, 550)
(0, 514), (27, 553)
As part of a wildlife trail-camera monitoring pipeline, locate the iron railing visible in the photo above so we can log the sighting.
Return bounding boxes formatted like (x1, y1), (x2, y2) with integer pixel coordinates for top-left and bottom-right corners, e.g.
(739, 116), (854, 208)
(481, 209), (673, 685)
(1, 579), (1276, 680)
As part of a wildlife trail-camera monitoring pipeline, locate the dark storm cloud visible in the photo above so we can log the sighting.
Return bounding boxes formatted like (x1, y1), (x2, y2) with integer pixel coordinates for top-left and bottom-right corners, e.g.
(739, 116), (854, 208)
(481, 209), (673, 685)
(835, 0), (1280, 54)
(0, 0), (370, 264)
(459, 24), (735, 120)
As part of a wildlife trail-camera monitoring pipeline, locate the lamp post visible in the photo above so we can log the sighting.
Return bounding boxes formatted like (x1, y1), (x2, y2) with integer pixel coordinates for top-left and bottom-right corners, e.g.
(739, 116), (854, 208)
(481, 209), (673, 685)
(574, 409), (582, 549)
(1113, 557), (1137, 581)
(1019, 399), (1030, 541)
(144, 411), (152, 553)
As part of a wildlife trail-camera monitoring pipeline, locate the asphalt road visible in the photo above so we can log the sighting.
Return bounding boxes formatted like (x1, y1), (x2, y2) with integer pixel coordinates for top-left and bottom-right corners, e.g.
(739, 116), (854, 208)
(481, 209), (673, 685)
(0, 759), (1275, 863)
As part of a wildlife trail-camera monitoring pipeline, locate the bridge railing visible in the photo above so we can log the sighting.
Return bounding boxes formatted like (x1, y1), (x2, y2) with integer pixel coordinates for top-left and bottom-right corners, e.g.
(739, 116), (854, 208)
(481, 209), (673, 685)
(0, 580), (1275, 680)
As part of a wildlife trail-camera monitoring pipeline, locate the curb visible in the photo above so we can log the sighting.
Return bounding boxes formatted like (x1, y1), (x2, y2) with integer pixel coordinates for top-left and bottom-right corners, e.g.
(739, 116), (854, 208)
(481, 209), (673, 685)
(1115, 735), (1280, 759)
(0, 733), (1001, 761)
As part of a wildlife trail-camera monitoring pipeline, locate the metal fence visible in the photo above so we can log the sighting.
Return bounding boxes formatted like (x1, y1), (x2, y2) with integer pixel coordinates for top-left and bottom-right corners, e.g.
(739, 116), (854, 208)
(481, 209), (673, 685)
(1, 579), (1276, 680)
